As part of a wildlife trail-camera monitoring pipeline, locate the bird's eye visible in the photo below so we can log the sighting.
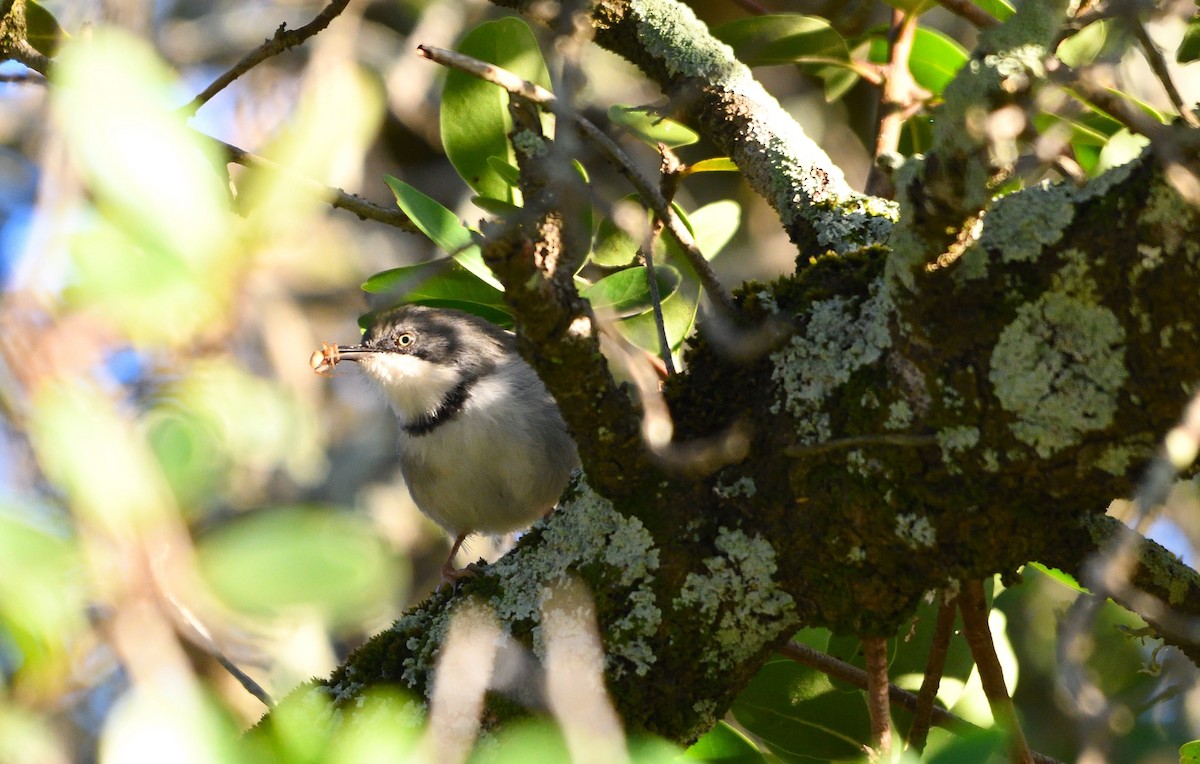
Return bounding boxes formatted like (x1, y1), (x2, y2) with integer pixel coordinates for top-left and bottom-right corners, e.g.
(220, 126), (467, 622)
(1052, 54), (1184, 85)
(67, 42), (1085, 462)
(397, 332), (415, 347)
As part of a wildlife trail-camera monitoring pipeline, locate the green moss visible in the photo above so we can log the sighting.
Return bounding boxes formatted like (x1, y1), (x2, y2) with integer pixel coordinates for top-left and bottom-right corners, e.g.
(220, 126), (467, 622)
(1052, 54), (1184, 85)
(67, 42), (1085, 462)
(512, 129), (548, 158)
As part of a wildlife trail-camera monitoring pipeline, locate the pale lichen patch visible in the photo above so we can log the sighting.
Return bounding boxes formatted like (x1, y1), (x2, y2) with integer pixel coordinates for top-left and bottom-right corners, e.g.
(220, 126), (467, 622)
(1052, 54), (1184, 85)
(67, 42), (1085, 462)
(770, 277), (894, 443)
(885, 400), (913, 430)
(485, 480), (662, 678)
(714, 476), (757, 499)
(957, 181), (1075, 281)
(989, 291), (1127, 458)
(937, 426), (981, 471)
(895, 513), (937, 549)
(674, 528), (797, 674)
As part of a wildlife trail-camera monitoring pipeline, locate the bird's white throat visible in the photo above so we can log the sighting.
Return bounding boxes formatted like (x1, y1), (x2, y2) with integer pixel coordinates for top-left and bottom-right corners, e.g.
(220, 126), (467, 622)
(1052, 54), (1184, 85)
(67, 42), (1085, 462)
(355, 352), (462, 423)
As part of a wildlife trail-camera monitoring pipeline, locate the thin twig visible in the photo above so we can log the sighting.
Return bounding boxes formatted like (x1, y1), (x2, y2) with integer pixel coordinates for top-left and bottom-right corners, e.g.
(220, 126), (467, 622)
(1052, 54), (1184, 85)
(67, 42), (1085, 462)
(778, 641), (1064, 764)
(779, 641), (968, 733)
(214, 137), (419, 233)
(182, 0), (352, 116)
(934, 0), (1000, 28)
(908, 594), (958, 752)
(960, 580), (1033, 764)
(1131, 18), (1199, 128)
(415, 44), (737, 316)
(866, 9), (921, 198)
(785, 433), (936, 458)
(11, 36), (51, 76)
(863, 636), (892, 757)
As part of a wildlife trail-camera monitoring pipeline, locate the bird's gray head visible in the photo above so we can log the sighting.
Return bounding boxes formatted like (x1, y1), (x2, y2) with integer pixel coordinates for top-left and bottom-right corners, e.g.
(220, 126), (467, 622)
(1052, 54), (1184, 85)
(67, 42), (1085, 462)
(333, 305), (514, 430)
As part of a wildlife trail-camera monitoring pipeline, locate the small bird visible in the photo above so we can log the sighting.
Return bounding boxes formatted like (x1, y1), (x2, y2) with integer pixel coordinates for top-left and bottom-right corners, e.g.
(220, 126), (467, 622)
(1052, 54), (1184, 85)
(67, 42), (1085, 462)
(312, 305), (579, 581)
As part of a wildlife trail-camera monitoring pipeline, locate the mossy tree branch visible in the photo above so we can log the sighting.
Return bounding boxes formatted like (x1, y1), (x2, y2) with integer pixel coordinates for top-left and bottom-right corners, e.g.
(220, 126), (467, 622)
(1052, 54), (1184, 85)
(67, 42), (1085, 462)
(266, 0), (1200, 750)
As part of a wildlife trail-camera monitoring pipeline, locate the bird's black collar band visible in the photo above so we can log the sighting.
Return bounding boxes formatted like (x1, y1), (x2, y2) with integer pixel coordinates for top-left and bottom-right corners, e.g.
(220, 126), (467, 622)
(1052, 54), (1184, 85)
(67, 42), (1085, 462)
(403, 374), (476, 436)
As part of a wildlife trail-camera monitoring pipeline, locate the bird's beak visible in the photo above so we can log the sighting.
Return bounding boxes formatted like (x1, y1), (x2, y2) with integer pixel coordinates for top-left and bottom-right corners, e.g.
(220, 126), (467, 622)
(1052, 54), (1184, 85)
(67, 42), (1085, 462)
(311, 342), (375, 375)
(333, 344), (372, 362)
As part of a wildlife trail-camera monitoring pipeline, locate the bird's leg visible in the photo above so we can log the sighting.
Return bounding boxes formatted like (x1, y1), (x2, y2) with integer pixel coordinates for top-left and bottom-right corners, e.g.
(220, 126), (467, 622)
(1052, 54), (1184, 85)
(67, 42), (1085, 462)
(440, 533), (485, 585)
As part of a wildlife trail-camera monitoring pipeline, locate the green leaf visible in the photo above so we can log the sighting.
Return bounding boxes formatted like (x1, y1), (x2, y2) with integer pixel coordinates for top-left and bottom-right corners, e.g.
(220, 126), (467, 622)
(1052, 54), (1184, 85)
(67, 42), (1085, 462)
(471, 195), (523, 218)
(712, 15), (849, 68)
(1057, 18), (1110, 69)
(688, 200), (740, 260)
(732, 656), (871, 761)
(197, 507), (398, 625)
(486, 156), (521, 187)
(581, 265), (681, 317)
(1181, 740), (1200, 764)
(1179, 14), (1200, 64)
(973, 0), (1015, 21)
(1027, 561), (1090, 595)
(682, 722), (766, 762)
(361, 259), (510, 327)
(441, 18), (551, 201)
(607, 105), (698, 148)
(684, 157), (739, 175)
(869, 26), (968, 96)
(26, 0), (67, 58)
(1095, 127), (1150, 174)
(384, 175), (502, 290)
(924, 727), (1005, 763)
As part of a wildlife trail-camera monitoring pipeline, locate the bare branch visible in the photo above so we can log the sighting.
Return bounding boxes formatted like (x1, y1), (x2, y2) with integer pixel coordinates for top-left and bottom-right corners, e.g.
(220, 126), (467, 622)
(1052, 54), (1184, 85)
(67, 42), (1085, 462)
(778, 641), (1064, 764)
(215, 137), (420, 233)
(960, 580), (1033, 764)
(182, 0), (352, 116)
(863, 636), (892, 757)
(907, 594), (958, 752)
(866, 9), (923, 198)
(1131, 18), (1200, 128)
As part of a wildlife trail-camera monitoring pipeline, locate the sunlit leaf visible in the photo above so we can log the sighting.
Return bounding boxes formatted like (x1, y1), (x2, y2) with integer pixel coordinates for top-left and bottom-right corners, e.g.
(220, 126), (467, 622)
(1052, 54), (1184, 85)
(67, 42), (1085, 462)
(441, 18), (551, 201)
(682, 721), (766, 762)
(688, 200), (740, 260)
(471, 195), (523, 217)
(1095, 128), (1150, 175)
(26, 0), (67, 57)
(607, 105), (698, 148)
(1057, 18), (1110, 69)
(684, 157), (739, 175)
(52, 30), (234, 344)
(712, 15), (849, 68)
(1027, 561), (1090, 594)
(1181, 740), (1200, 764)
(384, 176), (502, 290)
(581, 265), (681, 317)
(973, 0), (1015, 21)
(869, 26), (968, 97)
(0, 511), (84, 684)
(197, 506), (398, 625)
(362, 259), (510, 327)
(487, 156), (521, 187)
